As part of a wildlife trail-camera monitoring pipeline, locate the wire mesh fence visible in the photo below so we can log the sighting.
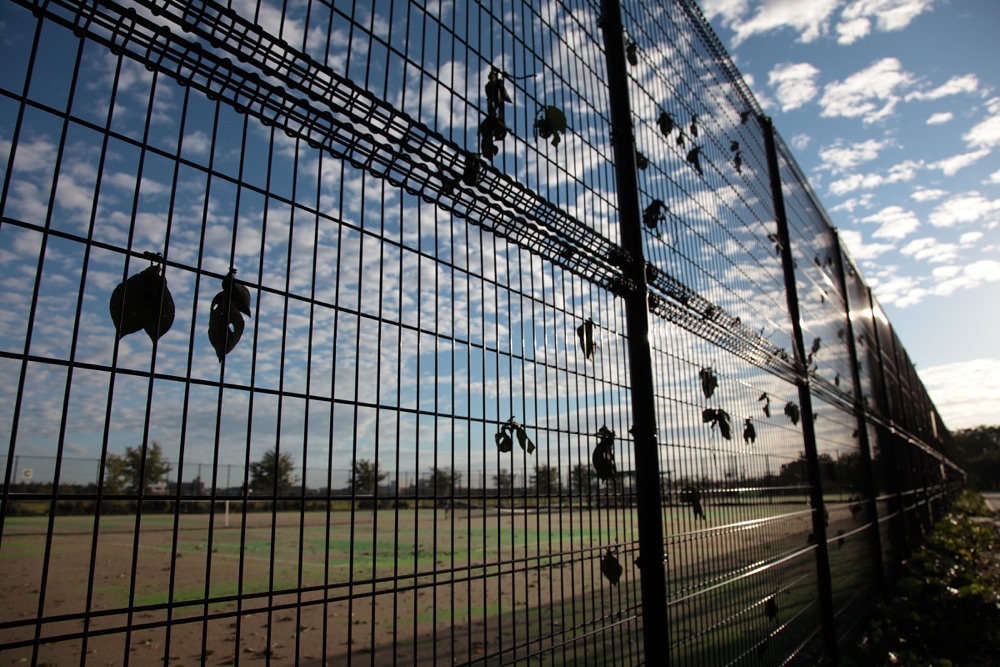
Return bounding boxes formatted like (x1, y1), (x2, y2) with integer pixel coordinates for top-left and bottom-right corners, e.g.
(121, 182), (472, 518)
(0, 0), (960, 664)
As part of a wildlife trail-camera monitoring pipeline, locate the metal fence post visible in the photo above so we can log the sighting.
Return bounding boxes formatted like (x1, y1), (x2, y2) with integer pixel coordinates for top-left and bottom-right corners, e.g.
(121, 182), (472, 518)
(600, 0), (670, 662)
(830, 233), (887, 597)
(759, 116), (838, 658)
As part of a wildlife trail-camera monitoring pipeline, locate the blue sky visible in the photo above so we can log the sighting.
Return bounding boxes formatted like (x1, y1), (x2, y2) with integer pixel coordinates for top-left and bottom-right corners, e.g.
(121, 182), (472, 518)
(701, 0), (1000, 429)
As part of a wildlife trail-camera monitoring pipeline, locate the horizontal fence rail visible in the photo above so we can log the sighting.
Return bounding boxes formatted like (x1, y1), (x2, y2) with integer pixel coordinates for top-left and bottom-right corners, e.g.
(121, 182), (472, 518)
(0, 0), (960, 665)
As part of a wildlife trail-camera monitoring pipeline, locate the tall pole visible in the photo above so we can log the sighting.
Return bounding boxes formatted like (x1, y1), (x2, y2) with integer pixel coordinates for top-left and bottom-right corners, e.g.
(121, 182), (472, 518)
(760, 116), (838, 658)
(599, 1), (669, 662)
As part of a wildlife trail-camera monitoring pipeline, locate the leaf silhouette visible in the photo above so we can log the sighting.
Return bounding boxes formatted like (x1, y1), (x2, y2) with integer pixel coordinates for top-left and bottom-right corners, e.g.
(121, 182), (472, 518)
(601, 549), (623, 586)
(626, 40), (639, 66)
(686, 146), (704, 175)
(689, 115), (699, 138)
(485, 68), (511, 120)
(699, 366), (718, 399)
(730, 140), (740, 152)
(635, 149), (649, 170)
(577, 317), (596, 361)
(657, 111), (675, 137)
(784, 401), (800, 425)
(702, 408), (732, 440)
(479, 115), (507, 160)
(642, 200), (667, 230)
(534, 105), (567, 147)
(733, 152), (742, 173)
(764, 596), (778, 624)
(758, 392), (771, 418)
(109, 259), (175, 343)
(208, 268), (253, 362)
(592, 425), (617, 483)
(740, 110), (751, 124)
(743, 418), (756, 445)
(681, 486), (705, 520)
(496, 417), (535, 455)
(462, 153), (482, 186)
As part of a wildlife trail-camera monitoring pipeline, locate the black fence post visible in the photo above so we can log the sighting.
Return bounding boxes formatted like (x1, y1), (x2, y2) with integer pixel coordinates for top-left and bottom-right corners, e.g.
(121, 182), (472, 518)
(831, 232), (887, 597)
(759, 116), (838, 658)
(599, 0), (670, 663)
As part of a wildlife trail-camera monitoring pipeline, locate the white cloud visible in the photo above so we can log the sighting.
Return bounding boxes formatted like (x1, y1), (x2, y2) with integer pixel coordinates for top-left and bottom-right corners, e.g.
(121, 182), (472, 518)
(900, 237), (958, 263)
(819, 57), (916, 123)
(839, 228), (894, 260)
(963, 97), (1000, 150)
(828, 159), (921, 196)
(926, 112), (953, 125)
(840, 0), (937, 32)
(818, 138), (888, 172)
(860, 205), (920, 239)
(929, 149), (990, 177)
(725, 0), (842, 46)
(791, 133), (812, 150)
(830, 193), (875, 212)
(928, 191), (1000, 227)
(768, 62), (821, 110)
(910, 187), (948, 202)
(836, 17), (871, 44)
(989, 169), (1000, 185)
(906, 73), (979, 101)
(918, 358), (1000, 429)
(959, 231), (983, 245)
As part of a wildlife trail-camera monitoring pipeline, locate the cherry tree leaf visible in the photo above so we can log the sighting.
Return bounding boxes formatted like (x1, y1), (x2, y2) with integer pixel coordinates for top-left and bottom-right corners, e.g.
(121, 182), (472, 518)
(592, 425), (617, 483)
(699, 366), (718, 399)
(784, 401), (800, 425)
(577, 317), (596, 360)
(109, 262), (175, 343)
(601, 549), (623, 586)
(534, 105), (567, 147)
(743, 418), (756, 445)
(208, 269), (253, 362)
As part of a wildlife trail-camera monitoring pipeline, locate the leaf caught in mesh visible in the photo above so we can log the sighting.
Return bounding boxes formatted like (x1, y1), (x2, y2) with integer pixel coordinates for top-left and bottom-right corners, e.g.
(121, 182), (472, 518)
(764, 596), (778, 624)
(758, 392), (771, 418)
(462, 153), (482, 186)
(534, 105), (567, 147)
(208, 268), (253, 362)
(109, 257), (175, 343)
(686, 145), (704, 175)
(657, 111), (675, 137)
(743, 417), (756, 445)
(635, 149), (649, 170)
(577, 317), (596, 361)
(689, 115), (699, 138)
(643, 200), (667, 230)
(699, 366), (718, 399)
(601, 548), (623, 586)
(702, 408), (732, 440)
(485, 68), (511, 120)
(479, 115), (507, 160)
(733, 152), (742, 173)
(495, 417), (535, 455)
(592, 425), (616, 483)
(626, 40), (639, 66)
(784, 401), (800, 425)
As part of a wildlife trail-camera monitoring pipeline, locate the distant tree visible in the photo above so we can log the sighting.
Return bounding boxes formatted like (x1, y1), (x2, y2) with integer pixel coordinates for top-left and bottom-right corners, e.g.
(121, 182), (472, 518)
(531, 465), (560, 495)
(568, 463), (593, 495)
(104, 441), (172, 494)
(249, 449), (296, 496)
(428, 466), (461, 500)
(951, 426), (1000, 490)
(350, 458), (387, 495)
(493, 469), (514, 494)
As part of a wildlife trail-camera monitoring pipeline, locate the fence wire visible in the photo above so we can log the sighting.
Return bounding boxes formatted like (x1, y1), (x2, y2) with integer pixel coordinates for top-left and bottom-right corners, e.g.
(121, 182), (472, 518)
(0, 0), (960, 664)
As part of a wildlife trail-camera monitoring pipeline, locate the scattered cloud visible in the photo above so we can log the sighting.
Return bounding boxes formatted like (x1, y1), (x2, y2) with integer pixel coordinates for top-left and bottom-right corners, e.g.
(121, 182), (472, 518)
(828, 159), (921, 196)
(928, 191), (1000, 227)
(963, 97), (1000, 149)
(819, 57), (916, 123)
(839, 228), (894, 260)
(709, 0), (842, 46)
(926, 111), (953, 125)
(860, 205), (920, 239)
(836, 16), (870, 44)
(900, 237), (958, 263)
(929, 149), (991, 177)
(959, 231), (983, 245)
(989, 169), (1000, 185)
(905, 73), (979, 101)
(910, 187), (948, 202)
(918, 357), (1000, 429)
(839, 0), (937, 33)
(818, 138), (889, 172)
(791, 133), (812, 150)
(768, 62), (821, 111)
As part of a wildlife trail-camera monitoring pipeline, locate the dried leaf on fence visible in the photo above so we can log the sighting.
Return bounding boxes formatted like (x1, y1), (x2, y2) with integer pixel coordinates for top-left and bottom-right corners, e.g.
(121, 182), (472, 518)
(534, 105), (567, 147)
(577, 317), (595, 360)
(642, 200), (667, 230)
(208, 268), (253, 362)
(764, 596), (778, 624)
(657, 111), (675, 137)
(601, 548), (623, 586)
(689, 115), (699, 137)
(784, 401), (800, 425)
(743, 418), (756, 445)
(758, 392), (772, 418)
(109, 258), (175, 343)
(592, 425), (617, 483)
(485, 68), (511, 119)
(635, 149), (649, 170)
(462, 154), (482, 186)
(699, 366), (718, 399)
(702, 408), (732, 440)
(495, 417), (535, 455)
(626, 40), (639, 66)
(740, 110), (752, 124)
(733, 152), (742, 173)
(686, 145), (704, 175)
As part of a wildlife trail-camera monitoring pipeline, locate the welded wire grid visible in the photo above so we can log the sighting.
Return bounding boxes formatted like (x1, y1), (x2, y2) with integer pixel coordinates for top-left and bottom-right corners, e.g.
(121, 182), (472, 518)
(0, 0), (960, 665)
